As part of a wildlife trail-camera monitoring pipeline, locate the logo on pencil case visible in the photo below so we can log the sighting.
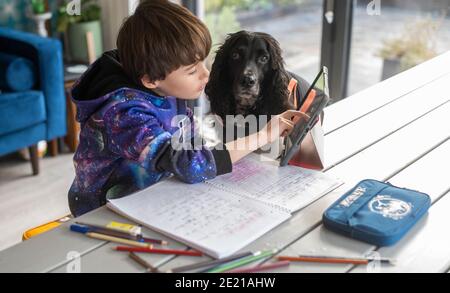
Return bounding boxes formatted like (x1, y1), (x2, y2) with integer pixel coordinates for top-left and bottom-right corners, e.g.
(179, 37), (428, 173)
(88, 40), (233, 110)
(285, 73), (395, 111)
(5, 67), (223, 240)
(339, 186), (366, 208)
(368, 195), (412, 220)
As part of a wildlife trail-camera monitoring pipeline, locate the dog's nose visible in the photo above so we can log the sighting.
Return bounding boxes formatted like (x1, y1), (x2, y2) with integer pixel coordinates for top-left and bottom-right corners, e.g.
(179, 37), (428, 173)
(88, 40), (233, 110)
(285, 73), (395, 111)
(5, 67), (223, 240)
(241, 75), (256, 87)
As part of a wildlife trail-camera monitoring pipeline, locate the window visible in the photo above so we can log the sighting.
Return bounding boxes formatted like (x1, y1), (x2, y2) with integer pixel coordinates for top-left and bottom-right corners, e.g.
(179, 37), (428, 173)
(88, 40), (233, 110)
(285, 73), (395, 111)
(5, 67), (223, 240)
(204, 0), (324, 82)
(348, 0), (450, 95)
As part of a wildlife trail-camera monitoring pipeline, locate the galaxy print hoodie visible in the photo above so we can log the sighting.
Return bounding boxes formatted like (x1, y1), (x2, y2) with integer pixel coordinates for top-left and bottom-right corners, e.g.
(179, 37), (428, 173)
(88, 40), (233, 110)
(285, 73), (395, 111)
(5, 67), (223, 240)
(68, 50), (232, 217)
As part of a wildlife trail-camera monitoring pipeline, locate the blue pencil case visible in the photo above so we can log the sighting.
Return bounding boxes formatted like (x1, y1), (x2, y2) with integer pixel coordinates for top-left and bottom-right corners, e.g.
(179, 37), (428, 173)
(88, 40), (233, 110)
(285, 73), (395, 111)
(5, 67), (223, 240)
(323, 179), (431, 246)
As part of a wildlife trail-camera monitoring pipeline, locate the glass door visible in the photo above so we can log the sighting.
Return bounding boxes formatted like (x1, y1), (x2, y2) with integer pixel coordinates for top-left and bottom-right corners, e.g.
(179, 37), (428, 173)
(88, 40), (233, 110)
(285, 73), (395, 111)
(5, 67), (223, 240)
(203, 0), (324, 82)
(348, 0), (450, 96)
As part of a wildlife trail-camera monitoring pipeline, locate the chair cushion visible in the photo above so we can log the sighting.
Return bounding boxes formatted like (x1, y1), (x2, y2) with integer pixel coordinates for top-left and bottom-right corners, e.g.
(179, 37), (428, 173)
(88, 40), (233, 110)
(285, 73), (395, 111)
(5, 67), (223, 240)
(0, 91), (46, 136)
(0, 123), (46, 156)
(0, 52), (37, 92)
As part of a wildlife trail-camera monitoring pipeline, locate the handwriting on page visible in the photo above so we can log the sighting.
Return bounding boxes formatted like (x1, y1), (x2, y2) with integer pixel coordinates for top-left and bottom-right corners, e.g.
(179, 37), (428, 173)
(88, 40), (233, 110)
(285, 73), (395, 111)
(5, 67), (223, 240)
(109, 179), (289, 254)
(210, 155), (340, 212)
(149, 185), (263, 241)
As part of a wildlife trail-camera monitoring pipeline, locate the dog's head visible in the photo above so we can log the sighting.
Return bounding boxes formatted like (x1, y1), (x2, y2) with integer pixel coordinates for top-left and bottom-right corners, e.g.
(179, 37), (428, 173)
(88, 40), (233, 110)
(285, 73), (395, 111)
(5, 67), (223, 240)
(206, 31), (290, 120)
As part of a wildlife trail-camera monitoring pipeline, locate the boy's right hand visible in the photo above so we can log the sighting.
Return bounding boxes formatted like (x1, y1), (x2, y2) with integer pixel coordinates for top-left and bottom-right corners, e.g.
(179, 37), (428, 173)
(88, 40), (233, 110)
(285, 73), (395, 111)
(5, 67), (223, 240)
(261, 110), (310, 144)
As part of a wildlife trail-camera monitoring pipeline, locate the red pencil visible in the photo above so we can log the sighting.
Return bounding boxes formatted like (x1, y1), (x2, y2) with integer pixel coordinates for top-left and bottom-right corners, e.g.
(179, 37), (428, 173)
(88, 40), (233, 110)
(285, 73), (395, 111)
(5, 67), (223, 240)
(113, 246), (203, 256)
(226, 260), (290, 273)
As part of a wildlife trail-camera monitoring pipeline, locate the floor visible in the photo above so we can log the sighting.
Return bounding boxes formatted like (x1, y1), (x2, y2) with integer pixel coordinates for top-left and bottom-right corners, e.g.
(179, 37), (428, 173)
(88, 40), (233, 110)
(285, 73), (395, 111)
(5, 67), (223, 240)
(0, 149), (73, 251)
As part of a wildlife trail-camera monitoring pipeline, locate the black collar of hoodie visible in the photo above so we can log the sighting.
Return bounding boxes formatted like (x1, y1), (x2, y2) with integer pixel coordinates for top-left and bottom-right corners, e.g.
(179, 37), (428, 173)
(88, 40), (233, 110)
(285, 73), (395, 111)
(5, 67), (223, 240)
(72, 49), (164, 101)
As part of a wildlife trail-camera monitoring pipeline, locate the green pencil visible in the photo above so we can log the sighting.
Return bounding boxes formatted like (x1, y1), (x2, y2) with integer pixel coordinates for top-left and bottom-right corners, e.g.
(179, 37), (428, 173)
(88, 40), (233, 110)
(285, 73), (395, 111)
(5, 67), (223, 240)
(206, 249), (278, 273)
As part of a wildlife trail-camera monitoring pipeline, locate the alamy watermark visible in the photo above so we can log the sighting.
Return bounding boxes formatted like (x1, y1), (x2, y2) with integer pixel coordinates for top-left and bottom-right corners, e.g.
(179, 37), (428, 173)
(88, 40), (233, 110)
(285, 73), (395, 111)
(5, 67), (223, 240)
(366, 251), (382, 273)
(66, 0), (81, 16)
(66, 250), (81, 273)
(169, 106), (285, 159)
(367, 0), (382, 16)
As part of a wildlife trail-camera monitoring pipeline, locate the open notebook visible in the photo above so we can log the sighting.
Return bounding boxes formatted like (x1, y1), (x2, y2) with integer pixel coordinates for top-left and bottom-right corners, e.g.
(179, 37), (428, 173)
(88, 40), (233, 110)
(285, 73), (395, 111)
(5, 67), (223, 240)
(107, 153), (342, 258)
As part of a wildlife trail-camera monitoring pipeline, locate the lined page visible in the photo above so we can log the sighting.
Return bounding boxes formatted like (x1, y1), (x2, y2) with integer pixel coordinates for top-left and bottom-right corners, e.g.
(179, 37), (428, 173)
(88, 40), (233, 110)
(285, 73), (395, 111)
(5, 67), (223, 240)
(107, 178), (290, 258)
(208, 153), (342, 213)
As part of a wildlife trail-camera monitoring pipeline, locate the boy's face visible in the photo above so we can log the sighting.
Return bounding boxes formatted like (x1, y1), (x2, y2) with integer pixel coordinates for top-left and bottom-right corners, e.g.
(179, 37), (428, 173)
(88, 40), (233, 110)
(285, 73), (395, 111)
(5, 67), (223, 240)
(141, 61), (210, 100)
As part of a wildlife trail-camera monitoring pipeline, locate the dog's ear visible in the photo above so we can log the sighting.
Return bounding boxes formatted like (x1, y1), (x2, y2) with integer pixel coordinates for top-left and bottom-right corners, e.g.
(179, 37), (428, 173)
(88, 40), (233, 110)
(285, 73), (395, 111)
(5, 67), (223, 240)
(206, 31), (249, 121)
(258, 33), (291, 114)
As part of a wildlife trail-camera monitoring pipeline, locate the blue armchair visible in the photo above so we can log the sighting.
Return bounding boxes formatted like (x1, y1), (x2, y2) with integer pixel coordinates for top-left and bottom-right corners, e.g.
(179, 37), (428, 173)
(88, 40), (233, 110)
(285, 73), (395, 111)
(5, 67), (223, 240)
(0, 27), (66, 175)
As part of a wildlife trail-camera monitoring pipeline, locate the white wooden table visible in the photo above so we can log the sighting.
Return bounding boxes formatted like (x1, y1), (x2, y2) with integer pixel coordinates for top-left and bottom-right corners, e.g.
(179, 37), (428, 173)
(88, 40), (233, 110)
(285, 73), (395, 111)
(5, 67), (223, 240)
(1, 51), (449, 273)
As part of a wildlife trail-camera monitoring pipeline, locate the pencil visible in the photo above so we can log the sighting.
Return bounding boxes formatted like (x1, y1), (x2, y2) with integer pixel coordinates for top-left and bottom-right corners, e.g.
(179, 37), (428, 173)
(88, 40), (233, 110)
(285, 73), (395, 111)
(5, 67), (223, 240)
(277, 255), (394, 265)
(76, 221), (141, 237)
(85, 232), (152, 248)
(206, 249), (278, 273)
(139, 236), (169, 246)
(75, 222), (168, 245)
(72, 223), (143, 241)
(226, 260), (290, 273)
(167, 251), (253, 273)
(128, 252), (159, 273)
(113, 246), (203, 256)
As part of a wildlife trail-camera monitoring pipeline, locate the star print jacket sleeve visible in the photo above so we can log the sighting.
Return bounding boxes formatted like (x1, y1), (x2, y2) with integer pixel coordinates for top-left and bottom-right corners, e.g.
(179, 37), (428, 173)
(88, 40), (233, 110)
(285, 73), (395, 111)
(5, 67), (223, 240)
(103, 97), (233, 184)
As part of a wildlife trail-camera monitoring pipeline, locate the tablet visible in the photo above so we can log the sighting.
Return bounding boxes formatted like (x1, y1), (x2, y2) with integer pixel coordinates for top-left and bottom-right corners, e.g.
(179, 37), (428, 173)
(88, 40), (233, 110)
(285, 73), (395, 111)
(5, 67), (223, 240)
(279, 66), (330, 167)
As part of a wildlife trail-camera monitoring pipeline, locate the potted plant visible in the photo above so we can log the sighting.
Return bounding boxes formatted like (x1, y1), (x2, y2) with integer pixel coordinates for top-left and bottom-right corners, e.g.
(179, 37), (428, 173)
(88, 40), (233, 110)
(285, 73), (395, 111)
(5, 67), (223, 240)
(29, 0), (52, 37)
(57, 0), (103, 63)
(31, 0), (46, 14)
(377, 18), (440, 80)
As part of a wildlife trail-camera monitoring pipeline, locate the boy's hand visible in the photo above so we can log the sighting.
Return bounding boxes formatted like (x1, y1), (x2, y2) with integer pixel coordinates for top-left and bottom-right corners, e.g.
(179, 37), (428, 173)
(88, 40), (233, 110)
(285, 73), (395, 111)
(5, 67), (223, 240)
(260, 110), (310, 144)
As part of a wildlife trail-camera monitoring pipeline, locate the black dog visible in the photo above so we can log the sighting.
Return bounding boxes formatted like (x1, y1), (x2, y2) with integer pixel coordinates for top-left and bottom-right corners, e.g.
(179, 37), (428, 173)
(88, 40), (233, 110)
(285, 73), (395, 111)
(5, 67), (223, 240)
(205, 31), (311, 142)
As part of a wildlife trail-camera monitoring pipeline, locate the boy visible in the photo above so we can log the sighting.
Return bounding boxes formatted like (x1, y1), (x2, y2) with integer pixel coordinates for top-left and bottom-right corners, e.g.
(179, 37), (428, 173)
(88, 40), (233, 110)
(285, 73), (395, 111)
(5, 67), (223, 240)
(68, 0), (304, 217)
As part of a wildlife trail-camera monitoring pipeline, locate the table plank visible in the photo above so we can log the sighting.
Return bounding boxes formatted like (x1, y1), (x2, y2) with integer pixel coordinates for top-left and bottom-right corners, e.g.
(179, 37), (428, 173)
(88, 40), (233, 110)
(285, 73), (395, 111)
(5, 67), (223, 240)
(0, 221), (104, 273)
(323, 75), (450, 168)
(325, 102), (450, 182)
(267, 139), (450, 273)
(323, 51), (450, 134)
(0, 206), (180, 273)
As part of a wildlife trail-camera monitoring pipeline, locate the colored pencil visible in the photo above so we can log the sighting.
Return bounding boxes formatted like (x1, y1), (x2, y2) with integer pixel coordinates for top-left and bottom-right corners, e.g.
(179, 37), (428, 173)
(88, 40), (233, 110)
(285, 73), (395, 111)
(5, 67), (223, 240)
(277, 255), (394, 265)
(85, 232), (152, 248)
(113, 246), (203, 256)
(226, 260), (290, 273)
(206, 249), (278, 273)
(167, 251), (253, 273)
(139, 236), (169, 246)
(128, 252), (159, 273)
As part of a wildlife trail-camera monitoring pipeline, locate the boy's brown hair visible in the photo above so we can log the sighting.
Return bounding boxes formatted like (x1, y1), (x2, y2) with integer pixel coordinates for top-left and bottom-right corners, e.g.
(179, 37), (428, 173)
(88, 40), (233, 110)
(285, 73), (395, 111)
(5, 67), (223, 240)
(117, 0), (211, 85)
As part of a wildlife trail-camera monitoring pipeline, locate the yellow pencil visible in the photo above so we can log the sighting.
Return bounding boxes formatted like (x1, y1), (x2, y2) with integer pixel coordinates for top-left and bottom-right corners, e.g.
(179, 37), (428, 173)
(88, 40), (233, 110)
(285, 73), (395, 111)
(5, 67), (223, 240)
(86, 232), (152, 248)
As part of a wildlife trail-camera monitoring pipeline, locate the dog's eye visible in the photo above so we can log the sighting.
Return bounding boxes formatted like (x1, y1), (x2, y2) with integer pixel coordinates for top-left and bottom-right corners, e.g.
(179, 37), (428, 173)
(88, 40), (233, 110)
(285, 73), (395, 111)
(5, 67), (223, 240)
(231, 53), (240, 60)
(260, 56), (269, 63)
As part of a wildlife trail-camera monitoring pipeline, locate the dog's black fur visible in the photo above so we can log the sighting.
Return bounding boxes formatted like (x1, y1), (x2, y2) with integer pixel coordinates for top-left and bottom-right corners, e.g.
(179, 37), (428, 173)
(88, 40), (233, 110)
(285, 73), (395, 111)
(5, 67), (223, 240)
(205, 31), (310, 142)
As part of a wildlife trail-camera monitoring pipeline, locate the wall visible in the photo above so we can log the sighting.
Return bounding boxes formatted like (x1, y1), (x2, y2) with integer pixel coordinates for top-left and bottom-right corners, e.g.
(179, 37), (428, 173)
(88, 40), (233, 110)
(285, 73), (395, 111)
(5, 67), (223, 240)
(98, 0), (139, 51)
